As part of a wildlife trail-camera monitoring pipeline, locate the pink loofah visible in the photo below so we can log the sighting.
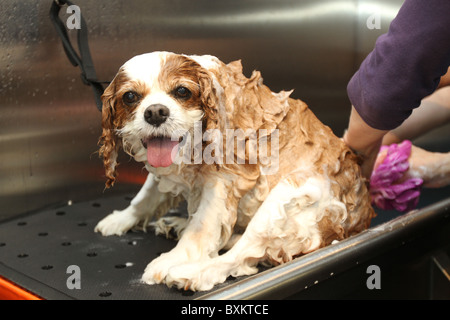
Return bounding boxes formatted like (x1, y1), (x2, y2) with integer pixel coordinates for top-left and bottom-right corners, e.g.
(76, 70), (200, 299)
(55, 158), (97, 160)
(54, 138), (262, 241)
(370, 140), (423, 212)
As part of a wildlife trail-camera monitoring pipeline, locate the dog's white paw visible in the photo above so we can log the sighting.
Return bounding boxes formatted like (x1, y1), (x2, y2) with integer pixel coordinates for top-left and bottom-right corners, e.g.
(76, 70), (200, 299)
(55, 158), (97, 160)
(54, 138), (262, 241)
(165, 257), (260, 291)
(94, 207), (140, 236)
(165, 261), (226, 291)
(142, 250), (187, 286)
(143, 256), (248, 292)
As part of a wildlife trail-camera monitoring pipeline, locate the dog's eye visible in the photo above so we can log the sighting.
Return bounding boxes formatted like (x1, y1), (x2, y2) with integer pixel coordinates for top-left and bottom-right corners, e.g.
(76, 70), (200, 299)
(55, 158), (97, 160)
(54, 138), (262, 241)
(173, 86), (192, 99)
(122, 91), (139, 105)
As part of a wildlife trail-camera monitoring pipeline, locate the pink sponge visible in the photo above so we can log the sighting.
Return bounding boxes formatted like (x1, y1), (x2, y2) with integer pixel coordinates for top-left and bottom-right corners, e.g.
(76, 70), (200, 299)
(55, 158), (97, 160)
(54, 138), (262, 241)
(370, 140), (423, 212)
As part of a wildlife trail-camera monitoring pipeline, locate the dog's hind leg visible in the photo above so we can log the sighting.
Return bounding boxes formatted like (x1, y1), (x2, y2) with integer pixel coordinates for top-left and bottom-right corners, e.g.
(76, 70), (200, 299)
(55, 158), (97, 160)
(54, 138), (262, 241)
(164, 176), (347, 291)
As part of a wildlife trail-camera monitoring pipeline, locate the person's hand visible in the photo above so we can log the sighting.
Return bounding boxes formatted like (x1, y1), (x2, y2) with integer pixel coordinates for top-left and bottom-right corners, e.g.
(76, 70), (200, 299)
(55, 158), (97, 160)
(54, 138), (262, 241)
(407, 145), (450, 188)
(343, 106), (388, 180)
(369, 140), (423, 212)
(369, 141), (449, 212)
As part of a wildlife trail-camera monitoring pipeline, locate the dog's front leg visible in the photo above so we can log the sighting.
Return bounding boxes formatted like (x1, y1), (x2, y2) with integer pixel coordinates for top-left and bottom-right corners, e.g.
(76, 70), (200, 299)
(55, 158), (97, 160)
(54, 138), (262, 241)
(95, 173), (173, 236)
(142, 177), (236, 288)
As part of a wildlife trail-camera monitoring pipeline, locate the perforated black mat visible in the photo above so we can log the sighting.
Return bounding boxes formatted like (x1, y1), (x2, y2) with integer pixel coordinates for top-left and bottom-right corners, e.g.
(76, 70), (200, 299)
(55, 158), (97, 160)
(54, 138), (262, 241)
(0, 193), (243, 300)
(1, 186), (449, 300)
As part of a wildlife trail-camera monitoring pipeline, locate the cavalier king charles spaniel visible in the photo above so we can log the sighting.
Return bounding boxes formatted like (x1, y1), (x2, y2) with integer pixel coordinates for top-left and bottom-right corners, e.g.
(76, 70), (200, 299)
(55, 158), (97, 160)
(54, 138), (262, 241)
(95, 51), (375, 291)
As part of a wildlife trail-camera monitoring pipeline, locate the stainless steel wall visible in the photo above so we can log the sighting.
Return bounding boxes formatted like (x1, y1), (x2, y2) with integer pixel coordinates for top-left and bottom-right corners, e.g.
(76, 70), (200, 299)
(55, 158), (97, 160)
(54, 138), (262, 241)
(0, 0), (403, 220)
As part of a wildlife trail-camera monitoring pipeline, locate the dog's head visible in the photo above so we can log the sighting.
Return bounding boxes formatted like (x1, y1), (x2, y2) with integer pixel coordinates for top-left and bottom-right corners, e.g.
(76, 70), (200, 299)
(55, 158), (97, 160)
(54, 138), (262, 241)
(99, 52), (224, 187)
(99, 51), (291, 187)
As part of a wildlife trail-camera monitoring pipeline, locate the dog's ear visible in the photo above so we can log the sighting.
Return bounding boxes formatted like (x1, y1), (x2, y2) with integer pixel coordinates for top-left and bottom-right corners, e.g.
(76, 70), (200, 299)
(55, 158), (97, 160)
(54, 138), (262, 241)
(198, 68), (221, 131)
(98, 78), (121, 188)
(198, 60), (246, 132)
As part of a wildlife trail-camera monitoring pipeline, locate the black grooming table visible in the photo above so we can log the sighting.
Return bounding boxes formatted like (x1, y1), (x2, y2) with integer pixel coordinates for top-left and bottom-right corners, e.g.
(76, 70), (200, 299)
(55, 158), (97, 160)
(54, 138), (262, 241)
(0, 194), (244, 300)
(1, 186), (449, 300)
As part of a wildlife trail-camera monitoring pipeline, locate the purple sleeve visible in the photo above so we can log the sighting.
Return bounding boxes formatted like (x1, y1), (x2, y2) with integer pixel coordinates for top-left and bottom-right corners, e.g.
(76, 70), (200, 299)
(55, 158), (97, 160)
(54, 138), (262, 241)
(347, 0), (450, 130)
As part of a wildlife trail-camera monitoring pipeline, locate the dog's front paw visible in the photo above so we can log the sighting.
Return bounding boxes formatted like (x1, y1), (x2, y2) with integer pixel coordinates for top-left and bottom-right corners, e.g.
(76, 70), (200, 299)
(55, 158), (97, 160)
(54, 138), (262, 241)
(94, 207), (140, 236)
(142, 250), (187, 285)
(165, 257), (260, 291)
(166, 261), (225, 291)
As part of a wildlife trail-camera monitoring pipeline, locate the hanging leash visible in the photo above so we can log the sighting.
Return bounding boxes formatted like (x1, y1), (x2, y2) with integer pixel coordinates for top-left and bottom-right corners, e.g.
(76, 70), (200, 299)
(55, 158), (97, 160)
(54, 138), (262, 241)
(49, 0), (109, 111)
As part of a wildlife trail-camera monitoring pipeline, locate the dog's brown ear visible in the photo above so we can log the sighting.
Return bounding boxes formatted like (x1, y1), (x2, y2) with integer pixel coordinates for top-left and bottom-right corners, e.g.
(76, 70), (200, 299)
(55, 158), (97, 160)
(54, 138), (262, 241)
(98, 80), (121, 188)
(198, 68), (220, 131)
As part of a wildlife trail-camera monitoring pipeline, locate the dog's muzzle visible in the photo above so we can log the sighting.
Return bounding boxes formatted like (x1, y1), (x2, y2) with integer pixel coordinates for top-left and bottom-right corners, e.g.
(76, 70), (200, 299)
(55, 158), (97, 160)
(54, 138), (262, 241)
(144, 104), (170, 127)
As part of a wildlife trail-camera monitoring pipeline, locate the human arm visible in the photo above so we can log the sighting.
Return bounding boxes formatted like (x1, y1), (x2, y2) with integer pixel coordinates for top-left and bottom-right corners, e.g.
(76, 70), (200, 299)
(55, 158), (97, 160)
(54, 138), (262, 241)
(382, 86), (450, 189)
(345, 0), (450, 179)
(383, 86), (450, 145)
(347, 0), (450, 132)
(343, 106), (387, 179)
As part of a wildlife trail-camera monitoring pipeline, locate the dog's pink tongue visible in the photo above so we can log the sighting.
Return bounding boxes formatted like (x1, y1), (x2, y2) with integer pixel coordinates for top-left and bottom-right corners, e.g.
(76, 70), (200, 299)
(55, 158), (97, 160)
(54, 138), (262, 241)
(146, 137), (179, 168)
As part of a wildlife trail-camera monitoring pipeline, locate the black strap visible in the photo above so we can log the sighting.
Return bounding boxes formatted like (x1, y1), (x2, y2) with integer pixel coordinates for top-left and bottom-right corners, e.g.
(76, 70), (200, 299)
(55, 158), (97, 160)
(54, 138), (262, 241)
(49, 0), (108, 111)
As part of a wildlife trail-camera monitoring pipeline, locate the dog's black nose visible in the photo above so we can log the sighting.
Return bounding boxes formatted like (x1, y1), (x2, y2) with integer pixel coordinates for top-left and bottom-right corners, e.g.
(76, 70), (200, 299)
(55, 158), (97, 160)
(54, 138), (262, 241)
(144, 104), (170, 127)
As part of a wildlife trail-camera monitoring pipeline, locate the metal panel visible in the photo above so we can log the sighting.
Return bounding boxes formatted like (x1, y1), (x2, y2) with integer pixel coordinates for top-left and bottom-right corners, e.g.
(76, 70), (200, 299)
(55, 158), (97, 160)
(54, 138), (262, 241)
(1, 0), (449, 300)
(2, 0), (442, 222)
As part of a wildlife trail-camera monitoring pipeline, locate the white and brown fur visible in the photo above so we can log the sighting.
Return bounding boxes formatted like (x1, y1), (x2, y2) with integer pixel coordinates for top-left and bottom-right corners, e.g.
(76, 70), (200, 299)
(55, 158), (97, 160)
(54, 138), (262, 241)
(95, 51), (375, 291)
